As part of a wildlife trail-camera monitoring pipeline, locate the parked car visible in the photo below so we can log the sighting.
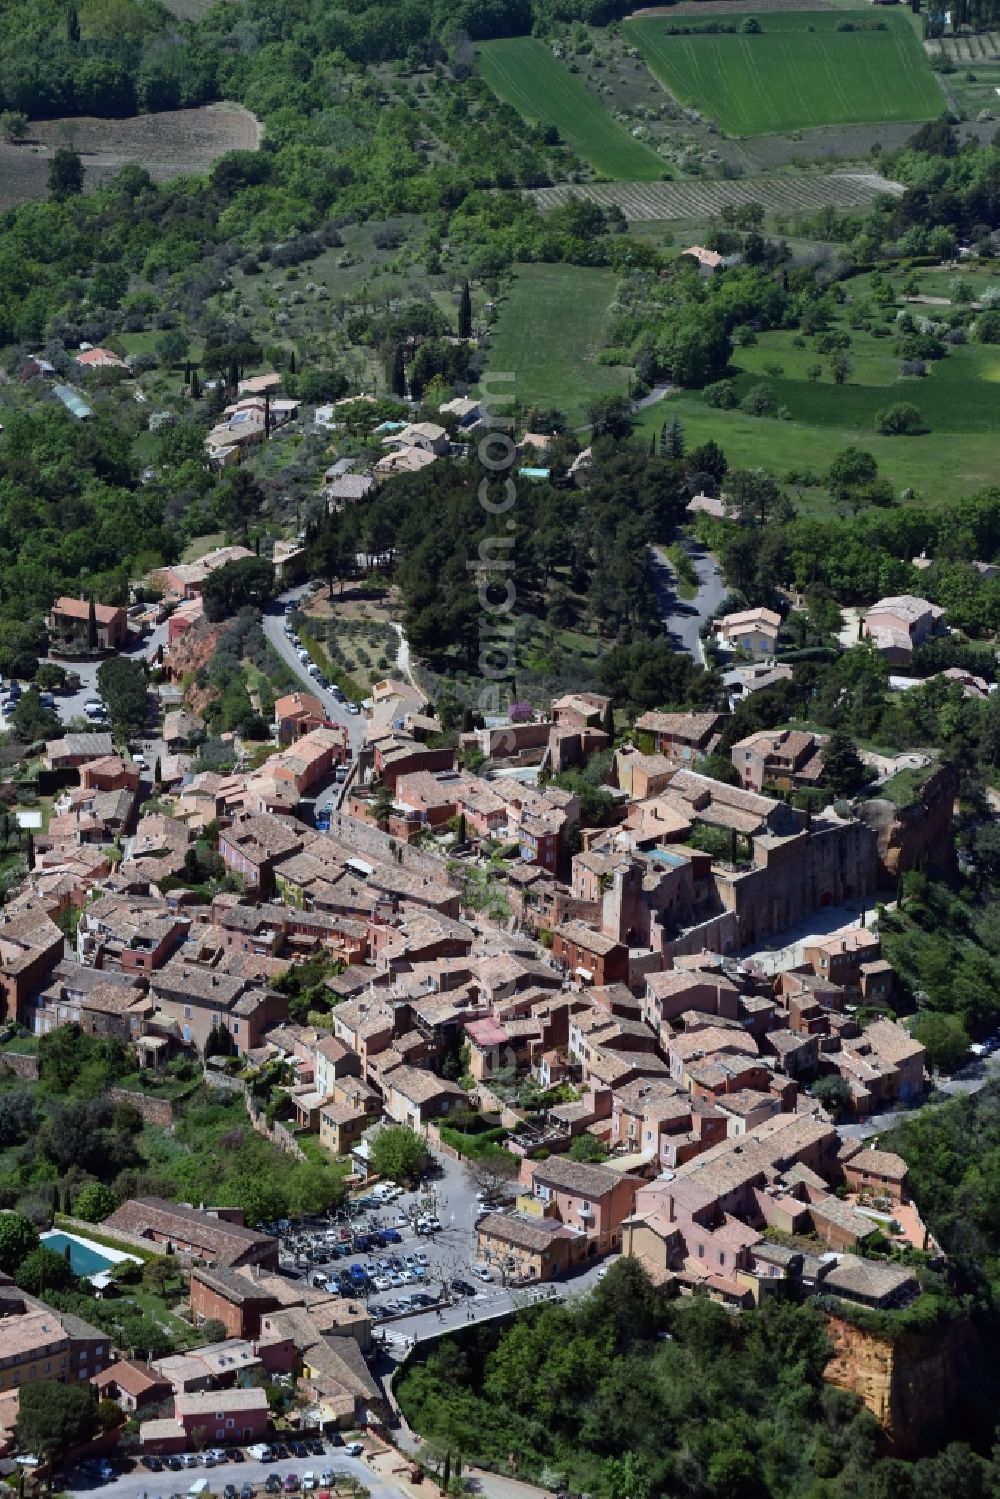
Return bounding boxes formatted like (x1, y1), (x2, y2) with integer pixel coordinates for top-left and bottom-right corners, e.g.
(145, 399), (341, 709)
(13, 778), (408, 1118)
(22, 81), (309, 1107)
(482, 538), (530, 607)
(302, 1475), (317, 1490)
(144, 1457), (164, 1472)
(265, 1476), (283, 1493)
(344, 1444), (365, 1458)
(284, 1476), (299, 1493)
(451, 1278), (476, 1296)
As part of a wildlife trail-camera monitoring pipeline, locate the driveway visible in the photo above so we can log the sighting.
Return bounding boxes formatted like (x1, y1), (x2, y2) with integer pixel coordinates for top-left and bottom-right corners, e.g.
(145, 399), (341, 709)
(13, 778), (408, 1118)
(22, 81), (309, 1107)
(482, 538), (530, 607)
(649, 541), (726, 665)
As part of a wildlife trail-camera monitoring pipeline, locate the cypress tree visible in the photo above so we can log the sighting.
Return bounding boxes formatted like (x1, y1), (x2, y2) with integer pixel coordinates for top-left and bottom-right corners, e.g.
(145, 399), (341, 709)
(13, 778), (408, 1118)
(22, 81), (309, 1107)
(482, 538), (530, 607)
(289, 349), (297, 374)
(190, 368), (201, 399)
(457, 279), (472, 339)
(87, 595), (97, 651)
(389, 344), (406, 397)
(67, 5), (80, 45)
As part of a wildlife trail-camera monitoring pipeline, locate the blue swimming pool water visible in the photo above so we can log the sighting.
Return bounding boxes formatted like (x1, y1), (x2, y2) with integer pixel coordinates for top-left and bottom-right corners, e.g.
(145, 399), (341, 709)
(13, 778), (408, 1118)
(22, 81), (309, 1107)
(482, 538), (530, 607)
(42, 1231), (116, 1277)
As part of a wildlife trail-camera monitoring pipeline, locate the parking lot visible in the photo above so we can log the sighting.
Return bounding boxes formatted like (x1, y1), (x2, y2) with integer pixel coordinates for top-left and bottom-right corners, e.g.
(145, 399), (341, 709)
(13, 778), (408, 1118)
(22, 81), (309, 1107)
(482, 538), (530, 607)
(68, 1449), (386, 1499)
(273, 1155), (491, 1324)
(271, 1153), (612, 1344)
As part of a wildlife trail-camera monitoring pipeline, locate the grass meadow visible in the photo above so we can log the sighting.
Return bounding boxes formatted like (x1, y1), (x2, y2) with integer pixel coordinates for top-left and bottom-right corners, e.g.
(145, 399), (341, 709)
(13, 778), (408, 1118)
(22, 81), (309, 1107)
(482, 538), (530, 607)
(482, 263), (631, 424)
(478, 37), (666, 179)
(635, 266), (1000, 511)
(626, 13), (944, 135)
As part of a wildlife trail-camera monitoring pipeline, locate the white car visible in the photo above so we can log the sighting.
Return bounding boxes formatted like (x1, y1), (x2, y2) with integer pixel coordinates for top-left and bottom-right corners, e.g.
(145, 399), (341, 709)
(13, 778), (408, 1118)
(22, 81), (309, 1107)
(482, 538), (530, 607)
(372, 1274), (392, 1292)
(133, 752), (148, 770)
(302, 1474), (317, 1490)
(344, 1443), (364, 1458)
(471, 1264), (493, 1282)
(320, 1474), (335, 1487)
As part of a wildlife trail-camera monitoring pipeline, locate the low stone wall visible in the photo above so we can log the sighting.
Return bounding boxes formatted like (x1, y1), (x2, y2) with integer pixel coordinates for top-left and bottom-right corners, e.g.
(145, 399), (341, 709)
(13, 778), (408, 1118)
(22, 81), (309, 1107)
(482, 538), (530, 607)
(106, 1086), (175, 1127)
(245, 1093), (307, 1161)
(0, 1049), (40, 1080)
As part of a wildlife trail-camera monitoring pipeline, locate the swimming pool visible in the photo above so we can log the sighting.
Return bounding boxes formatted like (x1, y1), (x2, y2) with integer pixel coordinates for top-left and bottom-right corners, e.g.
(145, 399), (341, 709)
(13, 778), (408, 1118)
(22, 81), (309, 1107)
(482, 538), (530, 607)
(41, 1230), (140, 1279)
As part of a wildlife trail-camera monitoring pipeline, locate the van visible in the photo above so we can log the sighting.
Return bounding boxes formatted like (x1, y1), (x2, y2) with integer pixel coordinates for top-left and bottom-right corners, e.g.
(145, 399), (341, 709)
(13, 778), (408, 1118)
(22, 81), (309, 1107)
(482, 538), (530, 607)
(189, 1479), (211, 1494)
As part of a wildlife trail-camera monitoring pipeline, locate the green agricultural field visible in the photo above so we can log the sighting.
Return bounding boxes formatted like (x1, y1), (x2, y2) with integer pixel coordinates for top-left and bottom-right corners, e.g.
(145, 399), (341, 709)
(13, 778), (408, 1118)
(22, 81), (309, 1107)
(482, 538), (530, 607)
(482, 263), (631, 425)
(634, 266), (1000, 510)
(636, 395), (999, 512)
(478, 37), (665, 179)
(626, 13), (944, 136)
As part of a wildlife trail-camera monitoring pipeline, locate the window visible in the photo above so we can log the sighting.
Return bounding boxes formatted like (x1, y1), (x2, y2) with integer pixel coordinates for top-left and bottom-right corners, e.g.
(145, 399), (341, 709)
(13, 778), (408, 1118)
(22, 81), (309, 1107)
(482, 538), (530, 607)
(580, 1201), (591, 1211)
(697, 1244), (704, 1259)
(184, 1005), (193, 1019)
(719, 1252), (725, 1266)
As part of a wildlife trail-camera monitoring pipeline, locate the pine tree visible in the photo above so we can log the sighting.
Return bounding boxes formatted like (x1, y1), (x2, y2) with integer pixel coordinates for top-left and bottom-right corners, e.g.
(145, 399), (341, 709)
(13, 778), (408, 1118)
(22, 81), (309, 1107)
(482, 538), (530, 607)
(87, 595), (97, 651)
(658, 422), (667, 456)
(649, 432), (656, 457)
(190, 368), (201, 400)
(457, 279), (472, 339)
(668, 416), (685, 458)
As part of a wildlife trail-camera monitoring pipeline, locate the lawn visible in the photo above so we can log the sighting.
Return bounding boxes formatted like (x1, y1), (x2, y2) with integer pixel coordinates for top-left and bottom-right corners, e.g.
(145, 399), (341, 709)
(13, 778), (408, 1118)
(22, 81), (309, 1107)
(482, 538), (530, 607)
(482, 264), (631, 424)
(478, 37), (666, 179)
(626, 13), (944, 135)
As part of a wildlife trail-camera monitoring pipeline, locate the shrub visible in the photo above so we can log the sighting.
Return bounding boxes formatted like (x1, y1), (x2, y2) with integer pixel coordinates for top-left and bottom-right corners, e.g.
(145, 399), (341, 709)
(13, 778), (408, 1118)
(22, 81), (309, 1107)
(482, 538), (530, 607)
(875, 402), (925, 435)
(739, 383), (777, 417)
(704, 379), (738, 409)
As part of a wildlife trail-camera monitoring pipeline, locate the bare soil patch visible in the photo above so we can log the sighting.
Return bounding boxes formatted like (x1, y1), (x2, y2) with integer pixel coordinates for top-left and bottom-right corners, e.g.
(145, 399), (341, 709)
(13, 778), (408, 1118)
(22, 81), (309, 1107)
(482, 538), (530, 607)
(0, 103), (261, 209)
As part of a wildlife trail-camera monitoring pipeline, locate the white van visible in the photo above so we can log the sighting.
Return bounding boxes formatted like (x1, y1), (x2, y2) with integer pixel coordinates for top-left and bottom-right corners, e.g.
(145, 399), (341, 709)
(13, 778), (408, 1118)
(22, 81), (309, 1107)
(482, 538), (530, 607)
(189, 1480), (211, 1495)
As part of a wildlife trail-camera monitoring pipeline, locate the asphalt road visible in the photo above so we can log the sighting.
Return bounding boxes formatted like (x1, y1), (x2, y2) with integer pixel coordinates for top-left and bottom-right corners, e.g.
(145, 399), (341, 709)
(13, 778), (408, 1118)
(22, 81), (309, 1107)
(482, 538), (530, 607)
(262, 586), (366, 768)
(837, 1052), (1000, 1143)
(650, 541), (726, 664)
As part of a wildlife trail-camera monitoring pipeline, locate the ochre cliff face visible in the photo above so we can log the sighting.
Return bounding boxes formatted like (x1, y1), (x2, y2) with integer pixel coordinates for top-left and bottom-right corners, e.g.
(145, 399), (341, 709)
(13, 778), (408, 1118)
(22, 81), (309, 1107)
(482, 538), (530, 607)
(164, 616), (222, 715)
(855, 763), (958, 884)
(823, 1314), (961, 1455)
